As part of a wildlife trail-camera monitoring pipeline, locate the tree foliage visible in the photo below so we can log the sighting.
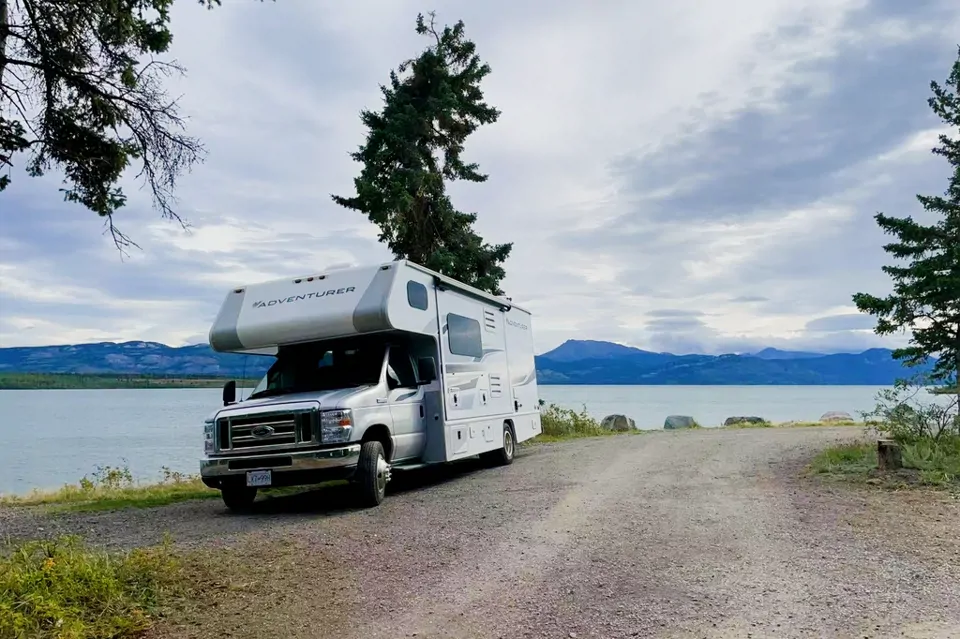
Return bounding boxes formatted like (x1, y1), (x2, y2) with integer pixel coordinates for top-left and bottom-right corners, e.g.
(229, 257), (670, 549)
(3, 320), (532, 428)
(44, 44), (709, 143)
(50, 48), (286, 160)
(853, 46), (960, 389)
(0, 0), (257, 249)
(332, 12), (512, 295)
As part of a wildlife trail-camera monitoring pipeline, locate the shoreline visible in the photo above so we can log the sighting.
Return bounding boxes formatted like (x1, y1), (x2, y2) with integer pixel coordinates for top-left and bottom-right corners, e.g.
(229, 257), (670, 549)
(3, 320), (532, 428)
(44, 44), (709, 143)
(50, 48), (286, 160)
(0, 371), (902, 390)
(0, 373), (257, 390)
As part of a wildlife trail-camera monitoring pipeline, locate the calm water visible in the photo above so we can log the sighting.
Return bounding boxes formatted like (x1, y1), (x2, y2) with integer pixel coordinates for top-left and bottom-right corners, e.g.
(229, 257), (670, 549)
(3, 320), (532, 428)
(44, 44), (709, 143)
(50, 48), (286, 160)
(0, 385), (886, 495)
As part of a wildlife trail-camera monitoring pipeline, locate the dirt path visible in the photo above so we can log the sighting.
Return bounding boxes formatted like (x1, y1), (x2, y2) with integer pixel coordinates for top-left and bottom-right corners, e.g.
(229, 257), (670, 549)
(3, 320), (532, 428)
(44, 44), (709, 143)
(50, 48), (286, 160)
(3, 427), (959, 638)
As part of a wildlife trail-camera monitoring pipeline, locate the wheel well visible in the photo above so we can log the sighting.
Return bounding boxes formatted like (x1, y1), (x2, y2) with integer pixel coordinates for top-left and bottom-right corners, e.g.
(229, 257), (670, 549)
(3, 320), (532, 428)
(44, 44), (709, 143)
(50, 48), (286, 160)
(503, 419), (515, 436)
(361, 424), (394, 461)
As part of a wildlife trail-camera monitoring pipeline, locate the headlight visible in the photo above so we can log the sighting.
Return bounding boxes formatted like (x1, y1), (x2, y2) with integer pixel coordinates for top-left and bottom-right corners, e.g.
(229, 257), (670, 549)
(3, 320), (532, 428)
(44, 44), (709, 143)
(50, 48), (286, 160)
(204, 420), (215, 454)
(320, 409), (353, 443)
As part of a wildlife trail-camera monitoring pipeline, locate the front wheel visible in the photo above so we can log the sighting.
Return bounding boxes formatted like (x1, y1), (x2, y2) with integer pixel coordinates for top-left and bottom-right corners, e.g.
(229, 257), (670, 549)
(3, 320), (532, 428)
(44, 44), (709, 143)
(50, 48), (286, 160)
(221, 485), (257, 512)
(355, 440), (389, 507)
(482, 424), (515, 467)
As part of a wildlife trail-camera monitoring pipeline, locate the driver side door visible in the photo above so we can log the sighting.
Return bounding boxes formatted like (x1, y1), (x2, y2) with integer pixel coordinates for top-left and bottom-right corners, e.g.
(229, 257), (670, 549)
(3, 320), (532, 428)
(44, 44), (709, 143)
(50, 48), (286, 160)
(386, 345), (426, 462)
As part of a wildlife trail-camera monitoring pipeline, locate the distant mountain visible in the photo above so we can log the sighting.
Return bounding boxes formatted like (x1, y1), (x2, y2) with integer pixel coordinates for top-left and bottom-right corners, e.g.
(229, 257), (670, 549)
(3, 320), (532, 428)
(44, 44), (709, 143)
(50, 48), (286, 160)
(749, 347), (826, 360)
(0, 339), (932, 385)
(0, 341), (273, 378)
(535, 340), (930, 385)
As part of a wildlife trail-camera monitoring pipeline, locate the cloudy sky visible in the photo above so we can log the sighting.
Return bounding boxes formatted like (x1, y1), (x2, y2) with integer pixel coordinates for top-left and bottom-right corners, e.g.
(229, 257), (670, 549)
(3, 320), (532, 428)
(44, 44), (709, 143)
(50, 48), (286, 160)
(1, 0), (958, 355)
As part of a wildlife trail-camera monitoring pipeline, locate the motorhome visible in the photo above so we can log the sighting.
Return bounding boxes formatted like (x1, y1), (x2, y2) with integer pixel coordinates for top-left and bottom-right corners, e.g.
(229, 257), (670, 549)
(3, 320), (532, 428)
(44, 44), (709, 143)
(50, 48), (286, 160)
(200, 260), (542, 510)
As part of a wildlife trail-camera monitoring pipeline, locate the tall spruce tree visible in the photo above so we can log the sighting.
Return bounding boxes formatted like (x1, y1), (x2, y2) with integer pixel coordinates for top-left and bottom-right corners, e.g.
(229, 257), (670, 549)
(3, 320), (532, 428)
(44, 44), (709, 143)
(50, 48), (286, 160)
(853, 46), (960, 390)
(332, 12), (512, 295)
(0, 0), (265, 248)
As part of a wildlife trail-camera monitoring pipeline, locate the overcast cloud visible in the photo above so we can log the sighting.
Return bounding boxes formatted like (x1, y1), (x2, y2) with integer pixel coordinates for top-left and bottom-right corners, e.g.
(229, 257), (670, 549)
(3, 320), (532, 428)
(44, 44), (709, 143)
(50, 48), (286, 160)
(1, 0), (958, 355)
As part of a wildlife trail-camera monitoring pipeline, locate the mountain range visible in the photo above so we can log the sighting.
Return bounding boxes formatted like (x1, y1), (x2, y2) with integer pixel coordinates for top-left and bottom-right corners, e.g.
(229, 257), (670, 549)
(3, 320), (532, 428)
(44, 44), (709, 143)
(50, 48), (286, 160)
(0, 339), (930, 385)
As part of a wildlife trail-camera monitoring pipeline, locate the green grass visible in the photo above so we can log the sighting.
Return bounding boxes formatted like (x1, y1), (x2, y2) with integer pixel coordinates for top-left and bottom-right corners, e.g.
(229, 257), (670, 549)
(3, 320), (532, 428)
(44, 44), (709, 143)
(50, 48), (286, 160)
(0, 372), (257, 390)
(529, 404), (659, 442)
(531, 404), (616, 442)
(809, 437), (960, 488)
(0, 466), (218, 512)
(901, 437), (960, 486)
(809, 442), (877, 477)
(0, 536), (186, 639)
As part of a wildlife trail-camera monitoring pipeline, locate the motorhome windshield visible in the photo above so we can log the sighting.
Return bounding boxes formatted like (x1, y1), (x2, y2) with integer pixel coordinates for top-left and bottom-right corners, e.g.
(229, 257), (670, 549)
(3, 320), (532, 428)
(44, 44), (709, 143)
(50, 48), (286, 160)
(248, 339), (386, 399)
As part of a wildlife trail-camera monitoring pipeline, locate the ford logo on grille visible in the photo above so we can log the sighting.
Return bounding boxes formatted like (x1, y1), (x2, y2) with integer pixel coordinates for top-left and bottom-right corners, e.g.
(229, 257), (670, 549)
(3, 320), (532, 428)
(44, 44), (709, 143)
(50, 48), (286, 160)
(251, 425), (275, 439)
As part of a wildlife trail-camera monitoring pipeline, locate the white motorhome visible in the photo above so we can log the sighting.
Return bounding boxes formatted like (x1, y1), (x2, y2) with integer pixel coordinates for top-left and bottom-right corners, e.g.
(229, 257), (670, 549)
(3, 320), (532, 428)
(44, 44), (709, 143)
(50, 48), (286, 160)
(200, 260), (541, 510)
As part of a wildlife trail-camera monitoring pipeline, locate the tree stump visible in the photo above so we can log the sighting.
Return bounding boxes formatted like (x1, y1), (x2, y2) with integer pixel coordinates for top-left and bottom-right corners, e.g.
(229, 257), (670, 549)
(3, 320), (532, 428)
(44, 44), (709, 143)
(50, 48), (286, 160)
(877, 439), (902, 471)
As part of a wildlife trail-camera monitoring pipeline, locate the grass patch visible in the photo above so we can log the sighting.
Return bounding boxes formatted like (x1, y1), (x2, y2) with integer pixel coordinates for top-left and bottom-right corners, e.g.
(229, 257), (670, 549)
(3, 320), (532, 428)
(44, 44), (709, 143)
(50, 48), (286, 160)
(809, 442), (877, 477)
(0, 466), (218, 512)
(901, 437), (960, 486)
(809, 437), (960, 489)
(0, 535), (186, 639)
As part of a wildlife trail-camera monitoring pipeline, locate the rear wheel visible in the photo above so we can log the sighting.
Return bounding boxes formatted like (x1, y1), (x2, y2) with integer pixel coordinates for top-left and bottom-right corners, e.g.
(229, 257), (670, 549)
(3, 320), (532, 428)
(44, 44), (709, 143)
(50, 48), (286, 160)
(221, 485), (257, 512)
(482, 423), (515, 467)
(356, 440), (389, 507)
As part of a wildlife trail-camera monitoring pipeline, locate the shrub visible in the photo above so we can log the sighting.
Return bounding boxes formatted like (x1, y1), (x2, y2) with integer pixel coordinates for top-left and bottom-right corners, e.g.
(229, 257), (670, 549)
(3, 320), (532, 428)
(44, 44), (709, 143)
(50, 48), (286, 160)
(861, 377), (959, 444)
(538, 404), (606, 439)
(0, 536), (183, 639)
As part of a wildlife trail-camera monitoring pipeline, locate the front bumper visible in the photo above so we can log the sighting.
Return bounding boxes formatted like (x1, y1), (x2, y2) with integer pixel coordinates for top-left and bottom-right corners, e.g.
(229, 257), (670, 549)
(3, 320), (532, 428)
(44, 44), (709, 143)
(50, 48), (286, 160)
(200, 444), (361, 479)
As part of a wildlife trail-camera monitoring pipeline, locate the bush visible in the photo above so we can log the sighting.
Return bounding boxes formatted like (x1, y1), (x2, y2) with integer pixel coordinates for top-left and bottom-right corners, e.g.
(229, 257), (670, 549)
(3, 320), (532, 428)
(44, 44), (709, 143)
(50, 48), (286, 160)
(844, 377), (960, 486)
(0, 536), (183, 639)
(861, 378), (959, 443)
(538, 404), (607, 439)
(902, 437), (960, 485)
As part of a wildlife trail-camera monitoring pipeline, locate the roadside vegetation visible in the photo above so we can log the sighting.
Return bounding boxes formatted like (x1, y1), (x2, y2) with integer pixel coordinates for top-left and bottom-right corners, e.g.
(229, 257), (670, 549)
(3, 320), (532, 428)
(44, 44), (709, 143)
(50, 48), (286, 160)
(0, 372), (256, 390)
(0, 536), (187, 639)
(810, 380), (960, 488)
(534, 403), (612, 442)
(0, 466), (217, 512)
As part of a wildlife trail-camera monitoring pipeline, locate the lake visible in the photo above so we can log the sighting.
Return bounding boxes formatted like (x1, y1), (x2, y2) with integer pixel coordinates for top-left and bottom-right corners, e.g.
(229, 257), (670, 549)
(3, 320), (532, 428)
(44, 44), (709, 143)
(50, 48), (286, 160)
(0, 385), (888, 496)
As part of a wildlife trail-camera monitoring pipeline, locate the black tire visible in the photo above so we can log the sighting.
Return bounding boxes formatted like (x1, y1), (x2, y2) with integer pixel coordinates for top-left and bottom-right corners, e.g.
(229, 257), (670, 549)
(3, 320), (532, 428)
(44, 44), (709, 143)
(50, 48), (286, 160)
(482, 423), (515, 467)
(356, 440), (388, 507)
(221, 485), (257, 512)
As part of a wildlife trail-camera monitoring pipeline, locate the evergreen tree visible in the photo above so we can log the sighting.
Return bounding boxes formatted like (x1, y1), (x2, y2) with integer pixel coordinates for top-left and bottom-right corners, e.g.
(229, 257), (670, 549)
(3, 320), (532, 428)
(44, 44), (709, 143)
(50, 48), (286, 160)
(853, 47), (960, 389)
(332, 12), (512, 295)
(0, 0), (264, 249)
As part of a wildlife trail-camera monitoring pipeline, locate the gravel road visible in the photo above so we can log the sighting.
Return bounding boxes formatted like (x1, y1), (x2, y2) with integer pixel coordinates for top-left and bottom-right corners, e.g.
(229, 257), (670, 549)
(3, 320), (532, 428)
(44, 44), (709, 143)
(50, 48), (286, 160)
(3, 427), (959, 639)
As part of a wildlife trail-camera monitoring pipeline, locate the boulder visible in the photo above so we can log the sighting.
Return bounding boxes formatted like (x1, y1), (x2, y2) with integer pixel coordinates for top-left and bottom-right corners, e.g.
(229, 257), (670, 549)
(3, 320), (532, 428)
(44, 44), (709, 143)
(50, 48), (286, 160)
(664, 415), (699, 430)
(819, 411), (854, 423)
(601, 414), (637, 431)
(723, 416), (768, 427)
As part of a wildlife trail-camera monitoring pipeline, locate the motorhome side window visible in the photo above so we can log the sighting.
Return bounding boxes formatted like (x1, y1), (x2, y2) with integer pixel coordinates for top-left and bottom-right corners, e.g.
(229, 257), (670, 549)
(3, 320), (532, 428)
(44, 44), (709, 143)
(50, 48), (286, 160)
(407, 280), (428, 310)
(447, 313), (483, 359)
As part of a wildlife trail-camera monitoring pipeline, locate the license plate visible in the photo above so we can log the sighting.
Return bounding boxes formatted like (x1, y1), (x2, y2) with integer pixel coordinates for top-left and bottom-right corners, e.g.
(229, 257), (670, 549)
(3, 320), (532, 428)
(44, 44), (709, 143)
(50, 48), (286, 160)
(246, 470), (272, 487)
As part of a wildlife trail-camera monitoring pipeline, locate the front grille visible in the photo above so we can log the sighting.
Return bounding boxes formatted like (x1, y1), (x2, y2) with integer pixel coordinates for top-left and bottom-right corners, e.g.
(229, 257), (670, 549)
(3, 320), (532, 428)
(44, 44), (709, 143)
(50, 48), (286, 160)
(216, 409), (316, 453)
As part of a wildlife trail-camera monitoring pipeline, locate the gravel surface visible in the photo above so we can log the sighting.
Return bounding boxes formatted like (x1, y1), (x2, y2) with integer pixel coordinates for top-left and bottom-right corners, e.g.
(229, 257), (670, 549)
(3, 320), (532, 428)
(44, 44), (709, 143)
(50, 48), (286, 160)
(3, 427), (959, 638)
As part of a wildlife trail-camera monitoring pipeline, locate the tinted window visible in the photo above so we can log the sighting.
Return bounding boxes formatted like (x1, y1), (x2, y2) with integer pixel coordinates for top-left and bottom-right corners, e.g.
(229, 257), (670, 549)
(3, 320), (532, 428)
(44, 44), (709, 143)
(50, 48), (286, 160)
(387, 346), (417, 388)
(447, 313), (483, 359)
(407, 281), (428, 310)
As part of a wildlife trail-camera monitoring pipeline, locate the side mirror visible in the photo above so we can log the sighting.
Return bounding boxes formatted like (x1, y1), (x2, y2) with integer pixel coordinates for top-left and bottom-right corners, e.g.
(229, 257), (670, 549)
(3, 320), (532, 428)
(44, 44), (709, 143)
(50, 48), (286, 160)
(416, 357), (438, 385)
(222, 380), (237, 406)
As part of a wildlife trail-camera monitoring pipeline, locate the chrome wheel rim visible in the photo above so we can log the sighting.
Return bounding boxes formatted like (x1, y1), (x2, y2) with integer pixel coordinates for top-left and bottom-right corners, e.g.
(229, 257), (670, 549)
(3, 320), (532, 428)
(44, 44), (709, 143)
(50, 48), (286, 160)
(504, 429), (514, 459)
(375, 454), (389, 495)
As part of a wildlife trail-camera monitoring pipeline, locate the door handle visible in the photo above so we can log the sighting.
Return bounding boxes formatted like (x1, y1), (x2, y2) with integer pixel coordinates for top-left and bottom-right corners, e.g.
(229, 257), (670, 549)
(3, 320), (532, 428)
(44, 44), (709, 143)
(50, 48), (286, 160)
(419, 405), (424, 418)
